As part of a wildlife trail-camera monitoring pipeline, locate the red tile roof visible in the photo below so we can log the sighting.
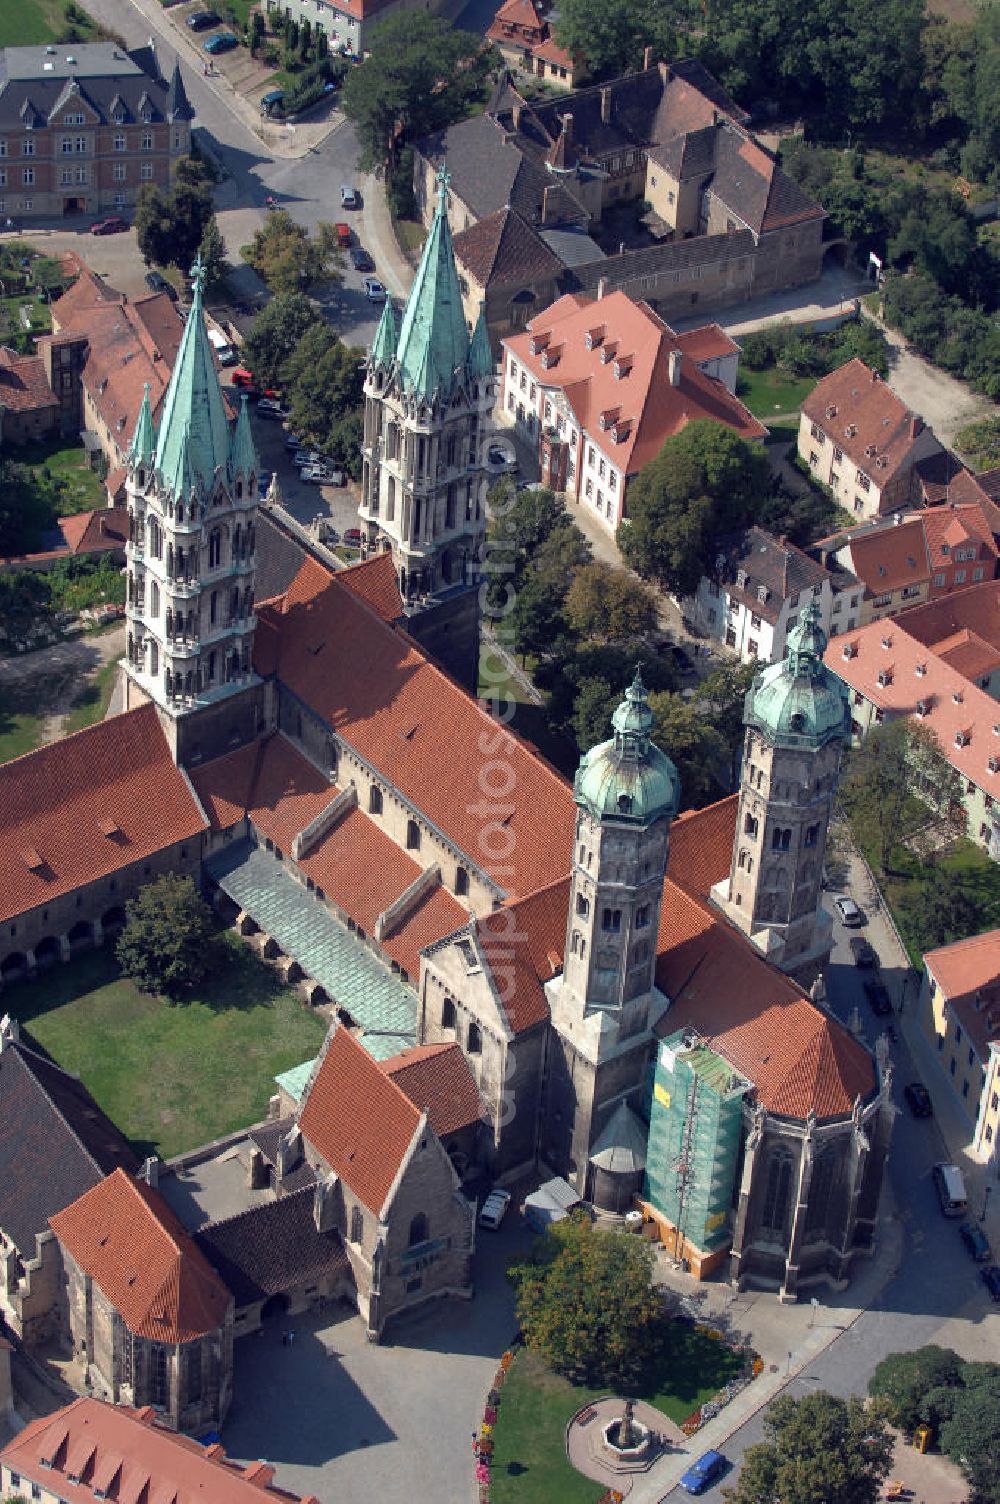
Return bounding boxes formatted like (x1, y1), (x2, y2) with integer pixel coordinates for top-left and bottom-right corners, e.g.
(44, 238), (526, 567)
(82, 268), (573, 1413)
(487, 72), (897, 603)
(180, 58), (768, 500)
(924, 927), (1000, 1056)
(381, 1042), (484, 1135)
(256, 557), (578, 900)
(0, 345), (59, 415)
(801, 360), (931, 487)
(50, 1170), (232, 1342)
(839, 516), (930, 598)
(1, 1398), (320, 1504)
(454, 207), (564, 290)
(299, 1023), (423, 1216)
(667, 794), (738, 898)
(0, 703), (207, 925)
(504, 291), (766, 479)
(895, 579), (1000, 657)
(58, 505), (128, 555)
(675, 323), (740, 364)
(332, 549), (403, 624)
(933, 628), (1000, 681)
(478, 875), (571, 1033)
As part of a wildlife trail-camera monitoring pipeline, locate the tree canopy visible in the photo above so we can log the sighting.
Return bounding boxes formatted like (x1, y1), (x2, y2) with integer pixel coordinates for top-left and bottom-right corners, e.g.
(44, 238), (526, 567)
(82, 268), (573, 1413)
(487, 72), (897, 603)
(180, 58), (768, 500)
(116, 875), (215, 998)
(0, 458), (57, 557)
(134, 156), (216, 274)
(281, 324), (366, 479)
(564, 561), (658, 644)
(868, 1346), (965, 1433)
(508, 1210), (661, 1387)
(868, 1348), (1000, 1504)
(839, 718), (963, 874)
(241, 211), (341, 296)
(241, 292), (316, 388)
(724, 1391), (894, 1504)
(552, 0), (675, 80)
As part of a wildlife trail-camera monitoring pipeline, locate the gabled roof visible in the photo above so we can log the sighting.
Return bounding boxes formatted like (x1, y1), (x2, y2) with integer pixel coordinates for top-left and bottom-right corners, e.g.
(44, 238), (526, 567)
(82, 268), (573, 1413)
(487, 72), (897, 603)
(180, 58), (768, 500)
(453, 206), (563, 290)
(381, 1042), (485, 1136)
(801, 360), (933, 487)
(298, 1023), (424, 1217)
(933, 628), (1000, 681)
(0, 345), (59, 414)
(194, 1186), (351, 1308)
(0, 43), (186, 130)
(667, 794), (738, 899)
(0, 1036), (137, 1257)
(837, 515), (930, 598)
(709, 126), (823, 234)
(415, 113), (568, 226)
(0, 1398), (321, 1504)
(335, 549), (403, 622)
(924, 927), (1000, 1055)
(58, 504), (128, 555)
(715, 526), (830, 625)
(893, 579), (1000, 657)
(0, 702), (207, 925)
(50, 1169), (233, 1342)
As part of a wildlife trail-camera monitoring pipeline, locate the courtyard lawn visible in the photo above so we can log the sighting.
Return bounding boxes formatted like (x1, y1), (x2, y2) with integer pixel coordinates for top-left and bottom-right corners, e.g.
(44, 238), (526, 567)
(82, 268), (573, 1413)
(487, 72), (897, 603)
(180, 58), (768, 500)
(489, 1329), (744, 1504)
(883, 837), (1000, 967)
(0, 0), (101, 45)
(64, 658), (118, 734)
(4, 936), (328, 1159)
(0, 294), (52, 341)
(0, 701), (45, 764)
(736, 365), (817, 421)
(24, 440), (108, 515)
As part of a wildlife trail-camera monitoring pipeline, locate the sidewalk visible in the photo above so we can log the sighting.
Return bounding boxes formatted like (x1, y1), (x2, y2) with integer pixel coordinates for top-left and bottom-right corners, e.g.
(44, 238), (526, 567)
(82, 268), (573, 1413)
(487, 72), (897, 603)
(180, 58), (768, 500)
(360, 173), (414, 301)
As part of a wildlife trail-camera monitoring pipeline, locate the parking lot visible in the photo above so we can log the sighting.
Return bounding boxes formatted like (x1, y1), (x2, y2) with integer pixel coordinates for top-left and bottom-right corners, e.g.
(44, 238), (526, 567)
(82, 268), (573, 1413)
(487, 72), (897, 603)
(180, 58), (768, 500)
(240, 388), (363, 537)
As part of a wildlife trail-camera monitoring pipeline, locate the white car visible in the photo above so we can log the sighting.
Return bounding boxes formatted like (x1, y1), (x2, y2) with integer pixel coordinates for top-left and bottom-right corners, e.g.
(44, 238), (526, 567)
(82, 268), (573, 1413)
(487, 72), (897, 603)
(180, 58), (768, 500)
(363, 276), (387, 301)
(256, 397), (286, 418)
(341, 184), (359, 208)
(835, 895), (863, 928)
(478, 1187), (512, 1230)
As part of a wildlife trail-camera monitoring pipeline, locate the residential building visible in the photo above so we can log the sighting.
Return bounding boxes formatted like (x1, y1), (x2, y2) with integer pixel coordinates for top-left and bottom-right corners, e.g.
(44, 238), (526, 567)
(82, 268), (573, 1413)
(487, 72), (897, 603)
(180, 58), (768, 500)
(49, 1169), (234, 1433)
(500, 289), (765, 532)
(485, 0), (582, 91)
(689, 526), (861, 664)
(0, 43), (192, 221)
(453, 205), (564, 352)
(262, 0), (464, 57)
(0, 505), (128, 575)
(798, 360), (944, 519)
(0, 1018), (137, 1345)
(892, 581), (1000, 698)
(0, 344), (60, 445)
(919, 930), (1000, 1164)
(825, 616), (1000, 856)
(359, 168), (494, 687)
(0, 1397), (321, 1504)
(414, 60), (826, 322)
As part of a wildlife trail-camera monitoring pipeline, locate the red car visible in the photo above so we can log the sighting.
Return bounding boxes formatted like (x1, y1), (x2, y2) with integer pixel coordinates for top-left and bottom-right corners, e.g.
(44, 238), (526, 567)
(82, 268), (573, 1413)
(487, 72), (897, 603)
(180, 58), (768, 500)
(90, 217), (128, 235)
(343, 527), (362, 547)
(334, 222), (352, 248)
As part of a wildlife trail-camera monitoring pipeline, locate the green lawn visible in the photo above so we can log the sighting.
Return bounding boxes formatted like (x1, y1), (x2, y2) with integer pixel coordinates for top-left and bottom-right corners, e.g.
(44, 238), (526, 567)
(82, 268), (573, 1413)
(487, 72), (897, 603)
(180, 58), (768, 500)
(736, 364), (818, 420)
(0, 293), (52, 341)
(0, 702), (45, 764)
(64, 658), (117, 734)
(23, 440), (108, 515)
(3, 937), (328, 1158)
(490, 1331), (744, 1504)
(394, 218), (428, 262)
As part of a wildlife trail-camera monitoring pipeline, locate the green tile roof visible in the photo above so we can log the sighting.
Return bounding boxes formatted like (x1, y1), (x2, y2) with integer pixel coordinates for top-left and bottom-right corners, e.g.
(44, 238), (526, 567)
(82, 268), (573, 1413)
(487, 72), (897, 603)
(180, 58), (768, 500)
(274, 1058), (316, 1104)
(153, 254), (232, 496)
(370, 296), (398, 369)
(395, 165), (471, 402)
(129, 381), (156, 466)
(229, 392), (256, 478)
(207, 842), (416, 1059)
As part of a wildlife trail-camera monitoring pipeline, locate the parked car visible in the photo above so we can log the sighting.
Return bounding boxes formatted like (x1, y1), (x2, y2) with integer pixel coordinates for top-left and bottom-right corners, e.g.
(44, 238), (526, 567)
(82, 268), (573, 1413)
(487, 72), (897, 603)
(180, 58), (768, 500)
(299, 465), (332, 484)
(334, 222), (352, 248)
(203, 30), (237, 53)
(835, 895), (863, 927)
(144, 269), (176, 299)
(231, 366), (256, 389)
(903, 1081), (933, 1117)
(340, 184), (359, 208)
(186, 9), (220, 29)
(680, 1451), (727, 1495)
(363, 276), (387, 301)
(960, 1221), (991, 1261)
(981, 1264), (1000, 1301)
(90, 217), (128, 236)
(864, 977), (893, 1016)
(343, 527), (363, 547)
(849, 935), (877, 967)
(256, 398), (286, 419)
(478, 1188), (512, 1230)
(350, 245), (374, 272)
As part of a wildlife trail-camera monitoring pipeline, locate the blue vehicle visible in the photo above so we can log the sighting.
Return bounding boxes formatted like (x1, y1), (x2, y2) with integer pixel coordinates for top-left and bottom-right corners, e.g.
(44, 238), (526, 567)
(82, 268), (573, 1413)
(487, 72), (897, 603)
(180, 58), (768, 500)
(680, 1450), (726, 1495)
(203, 31), (237, 53)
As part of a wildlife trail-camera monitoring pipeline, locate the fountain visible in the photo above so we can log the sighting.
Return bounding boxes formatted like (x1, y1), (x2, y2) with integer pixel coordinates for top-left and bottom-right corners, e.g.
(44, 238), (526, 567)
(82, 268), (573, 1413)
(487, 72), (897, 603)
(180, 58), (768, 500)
(593, 1397), (657, 1472)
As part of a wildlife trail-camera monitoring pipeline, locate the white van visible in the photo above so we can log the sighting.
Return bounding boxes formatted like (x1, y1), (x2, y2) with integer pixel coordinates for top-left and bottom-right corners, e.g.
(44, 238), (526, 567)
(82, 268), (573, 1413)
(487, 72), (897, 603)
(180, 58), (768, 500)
(932, 1162), (968, 1217)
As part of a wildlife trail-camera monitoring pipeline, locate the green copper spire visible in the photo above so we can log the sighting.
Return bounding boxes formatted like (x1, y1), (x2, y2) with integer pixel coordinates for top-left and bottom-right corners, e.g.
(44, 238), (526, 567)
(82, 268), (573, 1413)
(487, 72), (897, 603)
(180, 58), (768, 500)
(129, 381), (156, 467)
(154, 254), (231, 495)
(395, 165), (471, 401)
(229, 392), (256, 478)
(467, 301), (493, 382)
(370, 296), (398, 369)
(575, 668), (680, 824)
(745, 601), (849, 749)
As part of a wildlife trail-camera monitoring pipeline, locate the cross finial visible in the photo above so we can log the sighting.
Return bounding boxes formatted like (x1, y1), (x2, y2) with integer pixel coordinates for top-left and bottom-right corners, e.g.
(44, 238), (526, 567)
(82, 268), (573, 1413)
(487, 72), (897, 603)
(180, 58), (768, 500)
(436, 162), (451, 213)
(189, 251), (206, 298)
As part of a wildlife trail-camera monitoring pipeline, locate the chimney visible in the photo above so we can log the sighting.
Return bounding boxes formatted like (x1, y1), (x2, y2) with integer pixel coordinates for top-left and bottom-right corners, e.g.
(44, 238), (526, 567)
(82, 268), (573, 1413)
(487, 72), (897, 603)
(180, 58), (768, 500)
(910, 415), (923, 439)
(643, 45), (653, 69)
(668, 348), (682, 386)
(140, 1155), (160, 1189)
(597, 277), (607, 300)
(0, 1014), (20, 1051)
(600, 86), (611, 125)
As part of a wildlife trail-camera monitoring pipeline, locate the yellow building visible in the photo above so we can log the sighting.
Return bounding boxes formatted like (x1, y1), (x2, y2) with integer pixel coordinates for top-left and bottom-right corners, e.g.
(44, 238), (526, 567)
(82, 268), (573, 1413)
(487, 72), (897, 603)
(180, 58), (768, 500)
(920, 929), (1000, 1162)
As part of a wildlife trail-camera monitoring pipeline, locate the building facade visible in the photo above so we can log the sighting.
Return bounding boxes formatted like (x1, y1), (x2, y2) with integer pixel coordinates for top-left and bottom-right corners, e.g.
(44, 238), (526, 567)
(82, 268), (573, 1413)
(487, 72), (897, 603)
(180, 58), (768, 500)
(919, 930), (1000, 1164)
(0, 44), (192, 221)
(485, 0), (581, 91)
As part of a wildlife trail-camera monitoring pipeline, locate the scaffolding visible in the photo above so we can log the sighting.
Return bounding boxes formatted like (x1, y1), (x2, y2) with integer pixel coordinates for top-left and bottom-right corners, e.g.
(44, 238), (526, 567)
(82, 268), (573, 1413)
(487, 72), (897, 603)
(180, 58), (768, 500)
(643, 1029), (750, 1254)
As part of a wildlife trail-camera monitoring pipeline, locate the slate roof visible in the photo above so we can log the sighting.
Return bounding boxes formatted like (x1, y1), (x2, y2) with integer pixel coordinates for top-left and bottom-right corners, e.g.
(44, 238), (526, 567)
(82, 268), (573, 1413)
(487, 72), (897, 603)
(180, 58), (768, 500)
(453, 206), (563, 290)
(246, 1118), (317, 1195)
(299, 1023), (424, 1217)
(194, 1187), (351, 1308)
(569, 228), (757, 294)
(381, 1042), (485, 1135)
(0, 1038), (137, 1257)
(709, 126), (823, 234)
(417, 113), (557, 225)
(0, 345), (59, 415)
(0, 43), (192, 126)
(254, 509), (309, 602)
(714, 526), (831, 626)
(50, 1169), (233, 1342)
(0, 702), (207, 925)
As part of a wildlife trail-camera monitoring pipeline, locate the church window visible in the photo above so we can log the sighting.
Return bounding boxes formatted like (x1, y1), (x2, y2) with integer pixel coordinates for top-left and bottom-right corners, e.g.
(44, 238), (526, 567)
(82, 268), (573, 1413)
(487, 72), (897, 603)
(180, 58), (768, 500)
(738, 849), (752, 872)
(208, 651), (216, 683)
(406, 819), (420, 851)
(442, 995), (456, 1028)
(576, 893), (590, 918)
(149, 580), (159, 617)
(636, 904), (650, 928)
(744, 813), (758, 838)
(235, 480), (243, 500)
(761, 1151), (794, 1234)
(602, 908), (621, 932)
(408, 1213), (429, 1247)
(148, 517), (162, 558)
(804, 824), (819, 847)
(149, 1344), (169, 1408)
(183, 1342), (202, 1403)
(632, 940), (648, 965)
(771, 828), (791, 852)
(386, 475), (396, 522)
(571, 929), (582, 955)
(230, 587), (239, 623)
(210, 591), (217, 626)
(455, 865), (469, 896)
(208, 529), (222, 568)
(805, 1148), (837, 1239)
(350, 1205), (364, 1243)
(149, 640), (158, 676)
(369, 785), (383, 815)
(467, 1020), (482, 1054)
(617, 793), (632, 814)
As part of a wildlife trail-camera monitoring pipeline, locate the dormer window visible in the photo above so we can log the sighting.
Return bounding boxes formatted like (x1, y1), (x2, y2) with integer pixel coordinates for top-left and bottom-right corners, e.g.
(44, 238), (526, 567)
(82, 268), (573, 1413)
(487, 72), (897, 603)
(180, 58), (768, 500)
(877, 667), (893, 686)
(953, 690), (963, 704)
(756, 585), (768, 603)
(915, 663), (926, 676)
(955, 729), (970, 748)
(842, 641), (857, 659)
(881, 635), (892, 649)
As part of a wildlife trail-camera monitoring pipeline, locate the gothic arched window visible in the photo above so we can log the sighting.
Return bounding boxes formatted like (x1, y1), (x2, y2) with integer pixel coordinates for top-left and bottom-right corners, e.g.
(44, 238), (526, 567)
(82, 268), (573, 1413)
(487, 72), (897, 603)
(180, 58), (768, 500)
(804, 824), (819, 848)
(406, 819), (420, 851)
(369, 785), (383, 815)
(408, 1213), (429, 1248)
(455, 866), (469, 896)
(467, 1020), (482, 1054)
(149, 580), (159, 617)
(744, 813), (758, 838)
(210, 591), (217, 626)
(805, 1148), (837, 1239)
(442, 995), (456, 1029)
(761, 1150), (794, 1234)
(208, 529), (222, 569)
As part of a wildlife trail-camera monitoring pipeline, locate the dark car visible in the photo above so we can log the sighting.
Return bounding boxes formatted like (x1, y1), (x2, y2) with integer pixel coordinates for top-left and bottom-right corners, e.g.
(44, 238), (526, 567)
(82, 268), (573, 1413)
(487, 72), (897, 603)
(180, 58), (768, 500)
(90, 217), (128, 236)
(849, 935), (877, 967)
(960, 1221), (991, 1261)
(144, 269), (177, 300)
(186, 9), (219, 29)
(350, 245), (374, 272)
(981, 1264), (1000, 1301)
(343, 527), (363, 547)
(203, 30), (237, 52)
(864, 977), (893, 1015)
(903, 1082), (932, 1117)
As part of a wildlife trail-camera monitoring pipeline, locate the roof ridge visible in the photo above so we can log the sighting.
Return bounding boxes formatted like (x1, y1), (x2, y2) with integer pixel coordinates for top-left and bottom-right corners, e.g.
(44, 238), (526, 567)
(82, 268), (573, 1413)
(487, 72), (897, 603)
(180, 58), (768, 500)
(0, 699), (152, 775)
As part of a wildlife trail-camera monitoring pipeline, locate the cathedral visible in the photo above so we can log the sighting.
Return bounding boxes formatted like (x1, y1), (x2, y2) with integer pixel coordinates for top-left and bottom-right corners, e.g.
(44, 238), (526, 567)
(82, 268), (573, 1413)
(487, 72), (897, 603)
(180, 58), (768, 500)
(0, 177), (892, 1329)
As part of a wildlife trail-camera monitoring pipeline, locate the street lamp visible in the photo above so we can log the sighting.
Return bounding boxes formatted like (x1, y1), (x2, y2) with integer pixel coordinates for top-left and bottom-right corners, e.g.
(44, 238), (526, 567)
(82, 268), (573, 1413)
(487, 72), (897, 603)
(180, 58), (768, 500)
(982, 1184), (993, 1222)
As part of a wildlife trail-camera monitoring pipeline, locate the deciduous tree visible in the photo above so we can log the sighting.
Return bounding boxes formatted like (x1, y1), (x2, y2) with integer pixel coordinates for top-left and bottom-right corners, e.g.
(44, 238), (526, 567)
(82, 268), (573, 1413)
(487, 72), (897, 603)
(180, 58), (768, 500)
(565, 560), (658, 643)
(116, 875), (215, 998)
(725, 1391), (894, 1504)
(840, 718), (963, 874)
(551, 0), (675, 80)
(868, 1346), (964, 1433)
(241, 292), (315, 388)
(242, 211), (340, 296)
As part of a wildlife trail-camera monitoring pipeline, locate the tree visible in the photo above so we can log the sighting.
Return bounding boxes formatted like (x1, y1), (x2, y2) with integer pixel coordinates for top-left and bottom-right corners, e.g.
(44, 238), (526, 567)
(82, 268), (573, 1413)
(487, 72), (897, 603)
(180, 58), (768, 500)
(904, 864), (982, 950)
(692, 659), (758, 789)
(342, 13), (493, 172)
(840, 719), (963, 873)
(134, 162), (213, 274)
(939, 1365), (1000, 1504)
(536, 642), (675, 753)
(564, 561), (658, 643)
(508, 1210), (661, 1387)
(868, 1346), (964, 1433)
(552, 0), (676, 80)
(134, 183), (174, 268)
(241, 292), (316, 388)
(198, 215), (229, 291)
(0, 458), (57, 556)
(116, 875), (215, 998)
(248, 10), (264, 56)
(281, 323), (366, 478)
(620, 421), (770, 598)
(242, 211), (340, 296)
(725, 1391), (894, 1504)
(649, 691), (728, 808)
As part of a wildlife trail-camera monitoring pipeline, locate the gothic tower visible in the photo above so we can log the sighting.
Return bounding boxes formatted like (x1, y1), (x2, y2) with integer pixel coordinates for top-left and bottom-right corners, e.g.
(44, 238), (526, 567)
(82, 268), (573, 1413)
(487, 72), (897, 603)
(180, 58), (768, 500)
(359, 165), (494, 688)
(123, 258), (259, 751)
(711, 603), (850, 981)
(544, 671), (680, 1202)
